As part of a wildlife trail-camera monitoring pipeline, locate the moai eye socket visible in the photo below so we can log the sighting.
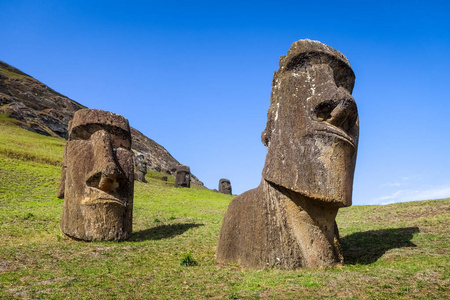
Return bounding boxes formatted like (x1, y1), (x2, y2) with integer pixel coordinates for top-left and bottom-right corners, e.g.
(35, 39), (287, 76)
(313, 100), (339, 122)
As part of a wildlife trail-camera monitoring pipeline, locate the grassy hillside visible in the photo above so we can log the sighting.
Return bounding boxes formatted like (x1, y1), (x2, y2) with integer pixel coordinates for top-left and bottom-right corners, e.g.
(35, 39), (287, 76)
(0, 115), (449, 299)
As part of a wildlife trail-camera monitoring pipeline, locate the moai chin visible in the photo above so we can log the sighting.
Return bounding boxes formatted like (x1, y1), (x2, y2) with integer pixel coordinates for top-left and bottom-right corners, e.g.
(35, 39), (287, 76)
(175, 165), (191, 188)
(57, 109), (134, 241)
(216, 39), (359, 269)
(218, 179), (232, 195)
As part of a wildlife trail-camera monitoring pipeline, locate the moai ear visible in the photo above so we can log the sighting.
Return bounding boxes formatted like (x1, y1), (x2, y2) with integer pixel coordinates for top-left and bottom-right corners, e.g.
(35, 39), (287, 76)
(261, 109), (274, 146)
(57, 145), (68, 199)
(261, 76), (279, 147)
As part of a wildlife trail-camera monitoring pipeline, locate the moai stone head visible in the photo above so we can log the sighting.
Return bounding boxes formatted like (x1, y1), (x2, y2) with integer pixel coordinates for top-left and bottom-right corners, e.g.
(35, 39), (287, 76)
(175, 165), (190, 188)
(134, 153), (147, 182)
(261, 40), (358, 207)
(218, 178), (232, 195)
(136, 154), (147, 173)
(57, 109), (134, 241)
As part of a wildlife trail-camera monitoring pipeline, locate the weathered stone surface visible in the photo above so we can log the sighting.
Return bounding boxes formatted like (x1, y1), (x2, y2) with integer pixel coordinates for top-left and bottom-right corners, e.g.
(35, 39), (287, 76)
(134, 153), (147, 182)
(58, 109), (134, 241)
(218, 178), (232, 195)
(175, 165), (191, 188)
(216, 39), (358, 269)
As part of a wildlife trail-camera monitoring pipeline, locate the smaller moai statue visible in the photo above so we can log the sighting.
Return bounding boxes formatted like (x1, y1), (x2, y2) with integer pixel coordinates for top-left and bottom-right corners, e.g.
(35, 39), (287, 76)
(57, 109), (134, 241)
(218, 178), (232, 195)
(134, 154), (147, 182)
(175, 165), (190, 188)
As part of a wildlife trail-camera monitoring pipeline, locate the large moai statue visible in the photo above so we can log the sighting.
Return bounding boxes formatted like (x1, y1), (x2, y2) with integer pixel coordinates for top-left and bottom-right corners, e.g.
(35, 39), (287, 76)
(57, 109), (134, 241)
(218, 178), (232, 195)
(134, 154), (148, 183)
(216, 40), (359, 269)
(175, 165), (191, 188)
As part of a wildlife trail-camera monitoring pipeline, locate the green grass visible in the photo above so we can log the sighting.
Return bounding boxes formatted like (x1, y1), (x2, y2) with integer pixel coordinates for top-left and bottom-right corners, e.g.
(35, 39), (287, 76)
(0, 116), (449, 299)
(0, 114), (66, 165)
(0, 67), (32, 80)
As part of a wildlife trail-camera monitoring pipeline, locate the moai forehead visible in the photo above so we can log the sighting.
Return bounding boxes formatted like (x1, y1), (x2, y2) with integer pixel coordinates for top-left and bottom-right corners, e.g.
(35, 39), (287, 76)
(68, 109), (131, 149)
(219, 178), (230, 185)
(277, 39), (354, 92)
(261, 39), (358, 207)
(177, 165), (190, 173)
(70, 109), (131, 133)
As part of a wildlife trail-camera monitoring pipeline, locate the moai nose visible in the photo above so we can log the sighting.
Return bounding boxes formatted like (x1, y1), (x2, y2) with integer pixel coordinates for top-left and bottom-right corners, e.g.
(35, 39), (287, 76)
(313, 90), (358, 133)
(85, 130), (126, 193)
(327, 98), (358, 132)
(95, 163), (123, 192)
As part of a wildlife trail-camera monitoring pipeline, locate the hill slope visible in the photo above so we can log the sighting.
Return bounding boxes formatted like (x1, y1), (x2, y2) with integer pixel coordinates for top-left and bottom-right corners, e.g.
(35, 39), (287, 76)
(0, 61), (203, 186)
(0, 119), (448, 299)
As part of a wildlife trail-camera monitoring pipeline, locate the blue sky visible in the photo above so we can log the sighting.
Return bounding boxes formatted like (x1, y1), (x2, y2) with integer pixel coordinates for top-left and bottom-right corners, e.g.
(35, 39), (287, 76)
(1, 0), (449, 205)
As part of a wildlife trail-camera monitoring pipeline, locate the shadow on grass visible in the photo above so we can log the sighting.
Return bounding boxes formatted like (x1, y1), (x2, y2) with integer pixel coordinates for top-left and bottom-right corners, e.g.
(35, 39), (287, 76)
(129, 223), (204, 241)
(341, 226), (419, 265)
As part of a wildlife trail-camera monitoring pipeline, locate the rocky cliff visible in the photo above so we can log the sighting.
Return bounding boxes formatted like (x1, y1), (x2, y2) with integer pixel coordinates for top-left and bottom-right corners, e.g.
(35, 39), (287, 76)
(0, 60), (204, 186)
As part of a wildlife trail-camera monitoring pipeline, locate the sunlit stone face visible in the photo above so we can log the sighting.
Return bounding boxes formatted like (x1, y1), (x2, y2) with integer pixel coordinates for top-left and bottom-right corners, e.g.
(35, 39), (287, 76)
(58, 109), (134, 241)
(218, 179), (232, 195)
(262, 44), (359, 207)
(175, 165), (191, 188)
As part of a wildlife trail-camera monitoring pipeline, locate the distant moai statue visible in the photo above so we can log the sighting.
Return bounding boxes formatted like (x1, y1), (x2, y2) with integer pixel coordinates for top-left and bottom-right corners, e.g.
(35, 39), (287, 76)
(134, 153), (147, 182)
(218, 178), (232, 195)
(57, 109), (134, 241)
(175, 165), (191, 188)
(217, 40), (359, 269)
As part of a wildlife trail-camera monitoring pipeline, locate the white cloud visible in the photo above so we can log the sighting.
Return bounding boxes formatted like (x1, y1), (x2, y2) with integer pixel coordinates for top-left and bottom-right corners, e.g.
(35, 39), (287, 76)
(401, 175), (423, 181)
(381, 182), (402, 187)
(370, 185), (450, 205)
(380, 174), (424, 188)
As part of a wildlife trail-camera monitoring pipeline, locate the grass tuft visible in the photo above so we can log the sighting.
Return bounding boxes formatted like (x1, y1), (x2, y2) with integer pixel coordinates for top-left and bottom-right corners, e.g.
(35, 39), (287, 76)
(180, 250), (198, 267)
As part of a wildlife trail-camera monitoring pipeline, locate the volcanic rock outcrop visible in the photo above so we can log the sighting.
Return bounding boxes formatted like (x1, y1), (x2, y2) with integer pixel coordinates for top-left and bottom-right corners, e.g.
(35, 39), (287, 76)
(0, 61), (204, 186)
